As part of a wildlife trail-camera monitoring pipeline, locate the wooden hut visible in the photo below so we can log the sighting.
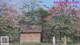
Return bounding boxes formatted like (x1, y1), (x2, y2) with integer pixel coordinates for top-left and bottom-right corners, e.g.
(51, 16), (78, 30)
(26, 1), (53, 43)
(20, 25), (42, 43)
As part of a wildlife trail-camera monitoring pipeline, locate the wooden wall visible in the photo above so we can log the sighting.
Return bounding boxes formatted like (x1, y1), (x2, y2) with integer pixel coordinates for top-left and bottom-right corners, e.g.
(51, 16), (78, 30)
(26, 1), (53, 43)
(20, 33), (41, 43)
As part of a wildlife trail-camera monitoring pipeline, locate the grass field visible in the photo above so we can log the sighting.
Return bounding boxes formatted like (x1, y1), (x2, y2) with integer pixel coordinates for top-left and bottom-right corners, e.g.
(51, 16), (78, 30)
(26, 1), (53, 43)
(10, 42), (56, 45)
(9, 42), (80, 45)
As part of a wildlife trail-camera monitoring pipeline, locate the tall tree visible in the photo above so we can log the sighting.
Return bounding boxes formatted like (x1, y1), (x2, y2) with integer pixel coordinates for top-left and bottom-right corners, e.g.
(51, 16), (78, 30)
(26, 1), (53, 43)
(0, 0), (20, 42)
(48, 0), (80, 44)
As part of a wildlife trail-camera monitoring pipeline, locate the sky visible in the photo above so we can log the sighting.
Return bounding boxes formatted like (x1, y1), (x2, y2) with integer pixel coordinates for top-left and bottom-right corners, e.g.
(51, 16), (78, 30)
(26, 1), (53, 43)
(7, 0), (54, 10)
(41, 0), (80, 8)
(5, 0), (80, 10)
(41, 0), (53, 8)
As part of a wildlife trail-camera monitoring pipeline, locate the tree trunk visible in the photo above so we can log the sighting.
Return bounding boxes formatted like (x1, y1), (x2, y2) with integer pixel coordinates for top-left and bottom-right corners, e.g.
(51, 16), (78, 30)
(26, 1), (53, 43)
(64, 36), (67, 44)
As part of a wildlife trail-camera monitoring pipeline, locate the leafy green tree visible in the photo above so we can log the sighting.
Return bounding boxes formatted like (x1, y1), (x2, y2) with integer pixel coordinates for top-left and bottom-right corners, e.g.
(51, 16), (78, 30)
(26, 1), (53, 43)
(0, 0), (20, 42)
(48, 0), (80, 44)
(42, 15), (76, 43)
(19, 8), (49, 25)
(52, 15), (73, 42)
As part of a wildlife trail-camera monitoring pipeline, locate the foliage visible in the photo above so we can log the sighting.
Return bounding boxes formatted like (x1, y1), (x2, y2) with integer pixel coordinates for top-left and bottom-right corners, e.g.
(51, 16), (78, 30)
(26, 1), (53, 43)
(42, 15), (76, 43)
(49, 4), (80, 16)
(0, 0), (20, 42)
(52, 15), (75, 36)
(20, 0), (49, 25)
(19, 8), (49, 25)
(48, 1), (80, 43)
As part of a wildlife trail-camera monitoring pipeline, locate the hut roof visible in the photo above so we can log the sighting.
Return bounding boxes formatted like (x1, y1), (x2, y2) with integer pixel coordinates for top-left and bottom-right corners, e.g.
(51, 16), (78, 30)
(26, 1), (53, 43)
(21, 25), (42, 33)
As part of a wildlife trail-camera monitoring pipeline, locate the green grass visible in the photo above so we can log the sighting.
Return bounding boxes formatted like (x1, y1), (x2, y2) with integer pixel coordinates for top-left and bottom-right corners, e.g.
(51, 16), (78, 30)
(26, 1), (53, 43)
(10, 42), (53, 45)
(9, 42), (80, 45)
